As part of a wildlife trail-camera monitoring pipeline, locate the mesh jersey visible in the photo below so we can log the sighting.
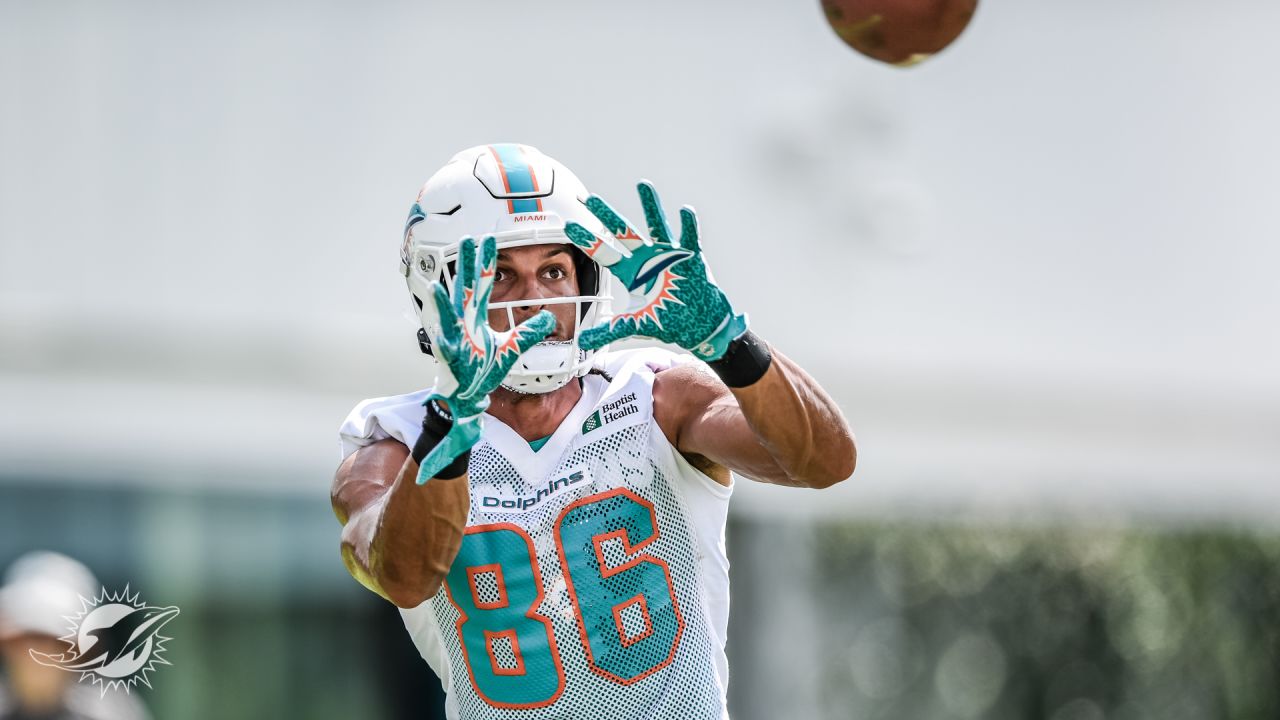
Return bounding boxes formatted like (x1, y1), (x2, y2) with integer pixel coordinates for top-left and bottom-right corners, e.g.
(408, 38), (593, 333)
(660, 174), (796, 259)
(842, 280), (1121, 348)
(339, 348), (733, 720)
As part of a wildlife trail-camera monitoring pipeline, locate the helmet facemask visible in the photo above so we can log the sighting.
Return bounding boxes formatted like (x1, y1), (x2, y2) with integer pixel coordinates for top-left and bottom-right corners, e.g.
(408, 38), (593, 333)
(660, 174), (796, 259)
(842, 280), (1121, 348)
(426, 233), (612, 395)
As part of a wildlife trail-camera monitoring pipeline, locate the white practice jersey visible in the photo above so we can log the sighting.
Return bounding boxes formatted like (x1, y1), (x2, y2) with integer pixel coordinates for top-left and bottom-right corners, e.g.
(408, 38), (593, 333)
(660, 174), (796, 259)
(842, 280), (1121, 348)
(339, 348), (733, 720)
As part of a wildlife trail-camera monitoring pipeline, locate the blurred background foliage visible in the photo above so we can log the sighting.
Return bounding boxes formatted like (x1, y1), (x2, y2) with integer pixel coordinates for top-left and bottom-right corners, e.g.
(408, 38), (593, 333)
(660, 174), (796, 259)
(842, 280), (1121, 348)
(807, 521), (1280, 720)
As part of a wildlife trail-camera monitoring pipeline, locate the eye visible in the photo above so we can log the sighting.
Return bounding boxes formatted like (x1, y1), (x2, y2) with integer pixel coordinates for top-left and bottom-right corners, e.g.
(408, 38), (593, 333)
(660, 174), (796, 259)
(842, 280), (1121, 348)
(494, 268), (510, 283)
(544, 266), (567, 280)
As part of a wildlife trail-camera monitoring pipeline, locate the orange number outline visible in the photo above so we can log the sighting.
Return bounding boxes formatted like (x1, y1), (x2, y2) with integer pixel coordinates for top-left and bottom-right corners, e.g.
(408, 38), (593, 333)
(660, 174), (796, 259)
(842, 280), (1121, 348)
(553, 487), (685, 685)
(442, 523), (566, 710)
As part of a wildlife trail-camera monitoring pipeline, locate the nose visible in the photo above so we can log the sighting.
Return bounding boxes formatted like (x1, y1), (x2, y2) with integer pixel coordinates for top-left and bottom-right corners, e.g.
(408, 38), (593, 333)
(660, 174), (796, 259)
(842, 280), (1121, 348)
(511, 304), (545, 324)
(508, 273), (549, 323)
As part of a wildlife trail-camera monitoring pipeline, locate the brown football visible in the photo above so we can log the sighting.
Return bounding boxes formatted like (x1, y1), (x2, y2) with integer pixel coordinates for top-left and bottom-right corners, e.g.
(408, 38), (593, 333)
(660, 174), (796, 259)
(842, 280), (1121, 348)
(820, 0), (978, 67)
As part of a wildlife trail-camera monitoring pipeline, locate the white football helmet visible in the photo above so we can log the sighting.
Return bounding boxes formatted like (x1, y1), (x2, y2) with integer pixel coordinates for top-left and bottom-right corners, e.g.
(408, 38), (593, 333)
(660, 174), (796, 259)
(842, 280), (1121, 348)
(401, 144), (617, 394)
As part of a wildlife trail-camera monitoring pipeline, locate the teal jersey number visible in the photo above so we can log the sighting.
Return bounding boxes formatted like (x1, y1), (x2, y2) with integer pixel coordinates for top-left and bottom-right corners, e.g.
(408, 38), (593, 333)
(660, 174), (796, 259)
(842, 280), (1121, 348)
(556, 488), (683, 684)
(442, 490), (683, 708)
(443, 524), (564, 709)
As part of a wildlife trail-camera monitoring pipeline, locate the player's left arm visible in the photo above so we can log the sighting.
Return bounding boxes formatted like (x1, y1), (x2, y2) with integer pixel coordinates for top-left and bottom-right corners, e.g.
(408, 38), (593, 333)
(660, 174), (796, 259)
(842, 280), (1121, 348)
(654, 350), (855, 489)
(565, 181), (855, 489)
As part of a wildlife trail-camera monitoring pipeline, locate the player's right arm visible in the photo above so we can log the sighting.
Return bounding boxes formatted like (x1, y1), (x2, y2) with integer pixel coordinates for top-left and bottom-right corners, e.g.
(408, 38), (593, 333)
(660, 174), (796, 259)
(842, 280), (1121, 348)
(331, 235), (554, 608)
(331, 440), (469, 608)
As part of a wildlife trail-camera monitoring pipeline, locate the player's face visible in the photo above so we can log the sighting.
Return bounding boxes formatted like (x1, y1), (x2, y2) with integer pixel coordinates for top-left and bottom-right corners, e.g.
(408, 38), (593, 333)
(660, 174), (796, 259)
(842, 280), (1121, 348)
(489, 243), (579, 340)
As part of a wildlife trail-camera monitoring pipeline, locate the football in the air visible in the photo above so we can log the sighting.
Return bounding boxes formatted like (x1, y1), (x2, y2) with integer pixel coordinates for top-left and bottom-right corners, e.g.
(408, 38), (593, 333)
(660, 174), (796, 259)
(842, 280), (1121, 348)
(820, 0), (978, 67)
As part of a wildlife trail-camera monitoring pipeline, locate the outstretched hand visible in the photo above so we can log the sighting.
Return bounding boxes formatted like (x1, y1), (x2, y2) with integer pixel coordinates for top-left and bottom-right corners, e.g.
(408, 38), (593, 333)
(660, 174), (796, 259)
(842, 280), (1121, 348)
(564, 181), (746, 361)
(417, 235), (555, 482)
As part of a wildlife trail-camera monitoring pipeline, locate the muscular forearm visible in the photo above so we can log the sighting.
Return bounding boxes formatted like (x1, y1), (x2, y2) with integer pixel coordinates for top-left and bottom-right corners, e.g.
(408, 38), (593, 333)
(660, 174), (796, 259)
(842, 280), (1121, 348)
(730, 346), (856, 488)
(339, 453), (469, 608)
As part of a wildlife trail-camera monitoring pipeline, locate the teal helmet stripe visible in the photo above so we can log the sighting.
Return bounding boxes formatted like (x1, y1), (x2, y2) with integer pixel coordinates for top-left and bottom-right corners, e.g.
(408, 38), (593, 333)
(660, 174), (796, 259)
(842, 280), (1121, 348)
(488, 144), (544, 214)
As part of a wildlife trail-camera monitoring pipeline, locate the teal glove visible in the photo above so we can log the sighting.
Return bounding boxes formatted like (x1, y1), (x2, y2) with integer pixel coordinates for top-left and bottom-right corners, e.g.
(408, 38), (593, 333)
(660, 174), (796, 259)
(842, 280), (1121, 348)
(564, 181), (747, 361)
(417, 235), (556, 483)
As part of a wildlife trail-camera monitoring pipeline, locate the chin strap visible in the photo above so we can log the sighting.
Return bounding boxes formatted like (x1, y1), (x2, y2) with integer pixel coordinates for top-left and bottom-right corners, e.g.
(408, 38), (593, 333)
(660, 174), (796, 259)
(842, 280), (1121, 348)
(499, 341), (588, 395)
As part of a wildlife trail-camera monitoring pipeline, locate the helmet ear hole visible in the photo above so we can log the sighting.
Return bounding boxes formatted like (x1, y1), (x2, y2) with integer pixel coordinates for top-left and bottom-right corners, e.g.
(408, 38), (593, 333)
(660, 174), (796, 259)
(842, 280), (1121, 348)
(416, 328), (434, 356)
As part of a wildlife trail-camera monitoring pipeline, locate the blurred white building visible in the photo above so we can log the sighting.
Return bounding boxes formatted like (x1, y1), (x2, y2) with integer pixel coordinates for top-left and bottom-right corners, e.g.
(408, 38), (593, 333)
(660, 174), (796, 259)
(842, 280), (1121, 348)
(2, 0), (1276, 523)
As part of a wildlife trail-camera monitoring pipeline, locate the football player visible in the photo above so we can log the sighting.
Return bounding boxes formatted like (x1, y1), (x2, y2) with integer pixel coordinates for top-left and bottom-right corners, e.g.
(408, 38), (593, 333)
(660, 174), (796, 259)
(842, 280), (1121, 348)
(332, 144), (855, 719)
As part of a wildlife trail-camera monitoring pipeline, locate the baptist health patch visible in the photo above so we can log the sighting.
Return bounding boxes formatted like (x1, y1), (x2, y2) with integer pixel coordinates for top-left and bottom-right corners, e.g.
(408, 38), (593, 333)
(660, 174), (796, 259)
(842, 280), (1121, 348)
(581, 391), (641, 435)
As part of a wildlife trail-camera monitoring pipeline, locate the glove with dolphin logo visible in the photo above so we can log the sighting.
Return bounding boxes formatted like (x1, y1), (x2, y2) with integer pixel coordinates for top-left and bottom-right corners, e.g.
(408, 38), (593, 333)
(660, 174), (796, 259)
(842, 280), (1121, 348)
(417, 235), (556, 483)
(564, 181), (748, 361)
